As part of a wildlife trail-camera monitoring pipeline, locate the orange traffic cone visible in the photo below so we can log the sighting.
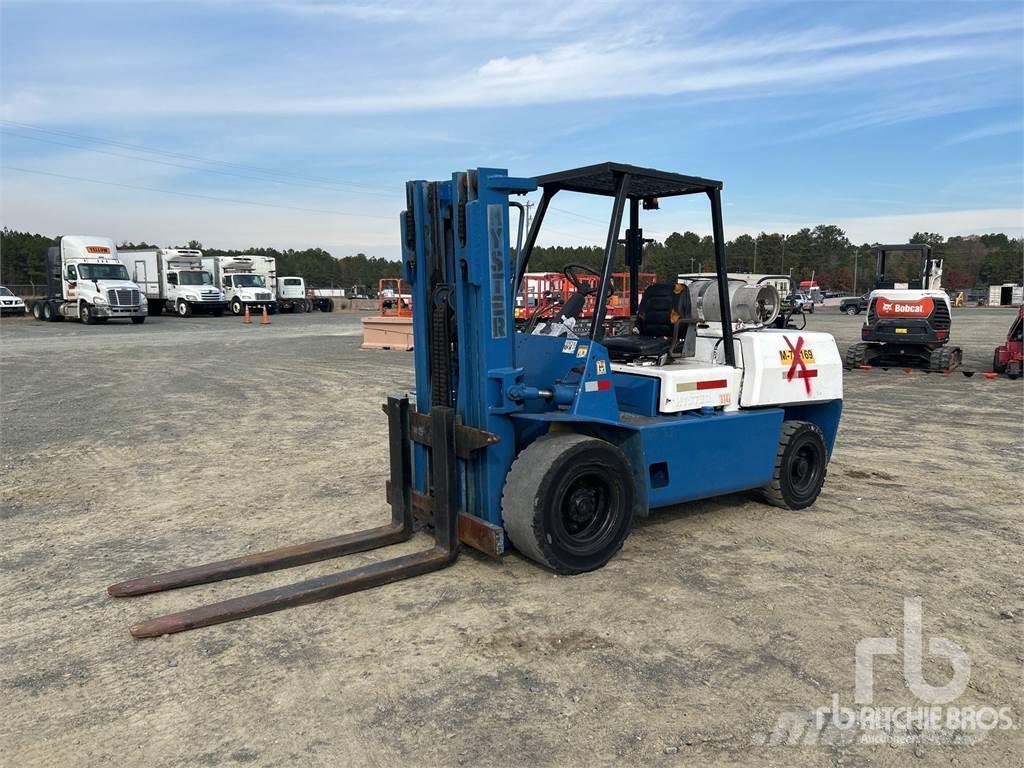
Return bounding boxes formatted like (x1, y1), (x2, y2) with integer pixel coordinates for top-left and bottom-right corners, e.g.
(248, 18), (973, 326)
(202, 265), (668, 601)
(260, 306), (271, 325)
(243, 305), (252, 324)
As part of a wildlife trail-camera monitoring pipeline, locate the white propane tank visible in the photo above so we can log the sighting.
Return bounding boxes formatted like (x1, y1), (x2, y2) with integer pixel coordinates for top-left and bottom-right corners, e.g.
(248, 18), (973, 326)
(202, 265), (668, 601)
(685, 278), (780, 325)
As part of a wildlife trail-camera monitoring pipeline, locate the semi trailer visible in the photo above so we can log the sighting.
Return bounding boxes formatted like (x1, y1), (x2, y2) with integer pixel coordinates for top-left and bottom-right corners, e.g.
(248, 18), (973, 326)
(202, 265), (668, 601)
(118, 248), (228, 317)
(201, 255), (276, 316)
(28, 235), (147, 324)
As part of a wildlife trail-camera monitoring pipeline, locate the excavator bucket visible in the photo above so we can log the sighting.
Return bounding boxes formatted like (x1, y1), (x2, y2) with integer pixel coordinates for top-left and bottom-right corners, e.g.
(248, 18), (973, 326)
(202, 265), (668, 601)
(108, 396), (479, 638)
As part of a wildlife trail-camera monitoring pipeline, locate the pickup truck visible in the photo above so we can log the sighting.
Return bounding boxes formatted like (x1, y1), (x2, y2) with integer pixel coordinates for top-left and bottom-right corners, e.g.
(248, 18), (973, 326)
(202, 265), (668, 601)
(840, 294), (869, 315)
(785, 292), (815, 314)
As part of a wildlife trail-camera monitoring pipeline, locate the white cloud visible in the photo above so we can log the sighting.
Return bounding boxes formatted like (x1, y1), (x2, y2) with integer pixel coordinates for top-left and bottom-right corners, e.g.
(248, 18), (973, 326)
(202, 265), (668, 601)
(2, 6), (1019, 120)
(939, 120), (1023, 147)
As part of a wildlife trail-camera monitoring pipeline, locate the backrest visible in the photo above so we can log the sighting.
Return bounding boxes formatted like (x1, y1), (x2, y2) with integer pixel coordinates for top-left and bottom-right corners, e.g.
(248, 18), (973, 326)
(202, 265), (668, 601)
(636, 282), (691, 337)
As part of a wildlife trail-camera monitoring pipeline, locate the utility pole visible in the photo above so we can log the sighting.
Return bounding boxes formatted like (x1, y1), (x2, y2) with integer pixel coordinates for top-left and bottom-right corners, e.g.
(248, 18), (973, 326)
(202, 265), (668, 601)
(690, 257), (695, 272)
(781, 235), (786, 273)
(852, 250), (859, 294)
(753, 235), (758, 273)
(523, 200), (534, 238)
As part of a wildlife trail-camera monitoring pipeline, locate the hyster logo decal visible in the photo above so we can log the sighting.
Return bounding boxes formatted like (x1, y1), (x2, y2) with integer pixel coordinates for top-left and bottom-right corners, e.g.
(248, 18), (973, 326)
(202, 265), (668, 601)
(876, 297), (934, 318)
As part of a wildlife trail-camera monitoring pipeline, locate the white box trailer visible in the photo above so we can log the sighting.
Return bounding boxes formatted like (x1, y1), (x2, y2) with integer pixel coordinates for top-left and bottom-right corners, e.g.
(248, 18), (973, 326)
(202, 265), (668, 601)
(118, 248), (228, 317)
(201, 255), (276, 316)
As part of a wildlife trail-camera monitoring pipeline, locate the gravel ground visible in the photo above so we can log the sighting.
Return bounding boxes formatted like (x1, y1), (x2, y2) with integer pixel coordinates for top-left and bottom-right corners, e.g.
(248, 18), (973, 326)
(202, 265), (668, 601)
(1, 306), (1021, 768)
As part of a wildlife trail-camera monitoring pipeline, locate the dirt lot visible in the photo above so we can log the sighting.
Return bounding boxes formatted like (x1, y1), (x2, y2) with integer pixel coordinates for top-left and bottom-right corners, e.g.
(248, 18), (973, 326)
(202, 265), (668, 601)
(1, 307), (1021, 767)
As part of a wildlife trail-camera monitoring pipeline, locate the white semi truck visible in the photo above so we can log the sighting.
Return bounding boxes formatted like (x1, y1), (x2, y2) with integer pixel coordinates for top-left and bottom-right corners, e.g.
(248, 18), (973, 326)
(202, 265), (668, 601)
(29, 235), (148, 324)
(201, 255), (277, 316)
(244, 257), (334, 313)
(273, 275), (336, 313)
(118, 248), (228, 317)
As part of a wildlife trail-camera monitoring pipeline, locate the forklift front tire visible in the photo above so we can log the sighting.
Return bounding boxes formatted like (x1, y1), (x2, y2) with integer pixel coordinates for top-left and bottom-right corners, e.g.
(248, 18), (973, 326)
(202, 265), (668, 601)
(502, 434), (635, 575)
(759, 421), (828, 511)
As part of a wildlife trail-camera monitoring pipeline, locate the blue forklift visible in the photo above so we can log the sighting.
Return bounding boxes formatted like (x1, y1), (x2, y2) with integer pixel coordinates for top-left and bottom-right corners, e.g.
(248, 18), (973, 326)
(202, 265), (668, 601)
(110, 164), (843, 637)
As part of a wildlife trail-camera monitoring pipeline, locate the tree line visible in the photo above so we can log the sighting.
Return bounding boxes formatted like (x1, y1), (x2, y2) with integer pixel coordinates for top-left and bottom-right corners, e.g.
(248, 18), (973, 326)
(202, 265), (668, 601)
(2, 226), (1020, 295)
(528, 225), (1022, 294)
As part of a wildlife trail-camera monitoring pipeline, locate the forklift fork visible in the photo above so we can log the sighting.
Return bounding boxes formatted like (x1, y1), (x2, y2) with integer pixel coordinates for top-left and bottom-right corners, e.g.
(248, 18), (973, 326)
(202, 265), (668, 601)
(108, 397), (464, 638)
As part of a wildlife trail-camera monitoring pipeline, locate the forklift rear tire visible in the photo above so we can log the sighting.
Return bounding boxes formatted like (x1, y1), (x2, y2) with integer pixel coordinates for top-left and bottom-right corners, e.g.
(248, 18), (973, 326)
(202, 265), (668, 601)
(759, 421), (828, 511)
(502, 434), (635, 575)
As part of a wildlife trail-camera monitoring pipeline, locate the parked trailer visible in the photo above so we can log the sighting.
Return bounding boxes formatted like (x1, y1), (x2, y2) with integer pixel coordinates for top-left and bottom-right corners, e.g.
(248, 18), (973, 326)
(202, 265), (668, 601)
(27, 235), (147, 325)
(201, 255), (276, 316)
(118, 248), (228, 317)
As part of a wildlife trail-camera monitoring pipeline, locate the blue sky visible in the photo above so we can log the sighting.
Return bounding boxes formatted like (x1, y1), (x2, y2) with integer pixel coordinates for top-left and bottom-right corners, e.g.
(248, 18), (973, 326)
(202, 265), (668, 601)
(1, 0), (1022, 259)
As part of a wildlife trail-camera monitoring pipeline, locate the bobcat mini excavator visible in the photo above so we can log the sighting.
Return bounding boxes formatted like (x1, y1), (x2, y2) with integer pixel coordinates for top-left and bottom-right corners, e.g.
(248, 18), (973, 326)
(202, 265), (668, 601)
(109, 164), (844, 638)
(845, 243), (961, 371)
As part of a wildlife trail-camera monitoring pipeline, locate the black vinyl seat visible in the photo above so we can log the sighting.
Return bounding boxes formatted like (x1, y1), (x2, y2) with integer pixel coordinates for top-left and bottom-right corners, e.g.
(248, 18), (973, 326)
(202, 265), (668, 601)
(603, 283), (692, 362)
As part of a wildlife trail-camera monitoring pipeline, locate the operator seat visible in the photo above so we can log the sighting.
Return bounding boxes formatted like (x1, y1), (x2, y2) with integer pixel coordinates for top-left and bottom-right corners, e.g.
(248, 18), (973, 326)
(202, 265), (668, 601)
(602, 282), (695, 362)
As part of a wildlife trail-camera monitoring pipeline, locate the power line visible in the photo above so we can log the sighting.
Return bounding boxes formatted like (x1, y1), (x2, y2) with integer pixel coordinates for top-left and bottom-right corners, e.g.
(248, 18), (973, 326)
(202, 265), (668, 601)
(1, 129), (399, 198)
(549, 204), (669, 240)
(0, 165), (396, 220)
(0, 119), (395, 195)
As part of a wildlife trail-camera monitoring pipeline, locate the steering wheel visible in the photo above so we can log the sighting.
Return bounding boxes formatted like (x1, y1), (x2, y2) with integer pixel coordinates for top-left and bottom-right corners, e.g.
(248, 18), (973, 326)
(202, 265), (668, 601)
(562, 263), (614, 296)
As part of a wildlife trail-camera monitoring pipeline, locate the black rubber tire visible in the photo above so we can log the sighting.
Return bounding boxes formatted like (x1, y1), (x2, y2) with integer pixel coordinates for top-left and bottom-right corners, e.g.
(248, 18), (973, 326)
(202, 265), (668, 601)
(845, 342), (868, 367)
(131, 316), (146, 324)
(80, 303), (95, 325)
(32, 302), (44, 321)
(231, 298), (244, 316)
(176, 300), (193, 318)
(844, 306), (858, 316)
(502, 433), (635, 575)
(759, 421), (828, 510)
(295, 301), (305, 313)
(43, 302), (56, 322)
(326, 299), (335, 312)
(1007, 361), (1022, 380)
(992, 350), (1006, 374)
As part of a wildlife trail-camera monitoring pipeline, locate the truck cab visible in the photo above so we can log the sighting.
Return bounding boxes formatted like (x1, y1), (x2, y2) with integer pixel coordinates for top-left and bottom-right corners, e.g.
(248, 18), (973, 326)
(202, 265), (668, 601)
(275, 276), (311, 313)
(203, 256), (276, 316)
(33, 236), (148, 324)
(163, 253), (227, 317)
(120, 248), (227, 317)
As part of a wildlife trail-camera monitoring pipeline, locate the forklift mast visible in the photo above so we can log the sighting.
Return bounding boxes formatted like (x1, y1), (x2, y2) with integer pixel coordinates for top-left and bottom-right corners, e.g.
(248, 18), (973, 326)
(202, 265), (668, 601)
(401, 169), (537, 531)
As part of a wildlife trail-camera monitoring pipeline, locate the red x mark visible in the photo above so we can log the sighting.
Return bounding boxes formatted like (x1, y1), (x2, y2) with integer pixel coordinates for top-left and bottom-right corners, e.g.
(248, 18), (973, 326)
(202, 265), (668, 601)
(784, 335), (816, 395)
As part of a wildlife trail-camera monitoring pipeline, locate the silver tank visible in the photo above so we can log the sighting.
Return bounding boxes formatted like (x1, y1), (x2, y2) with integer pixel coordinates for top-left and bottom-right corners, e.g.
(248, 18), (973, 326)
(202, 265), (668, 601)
(685, 278), (780, 325)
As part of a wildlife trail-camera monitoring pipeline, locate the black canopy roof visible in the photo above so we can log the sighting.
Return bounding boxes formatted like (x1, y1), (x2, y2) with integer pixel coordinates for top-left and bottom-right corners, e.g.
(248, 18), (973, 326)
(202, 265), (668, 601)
(534, 162), (721, 199)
